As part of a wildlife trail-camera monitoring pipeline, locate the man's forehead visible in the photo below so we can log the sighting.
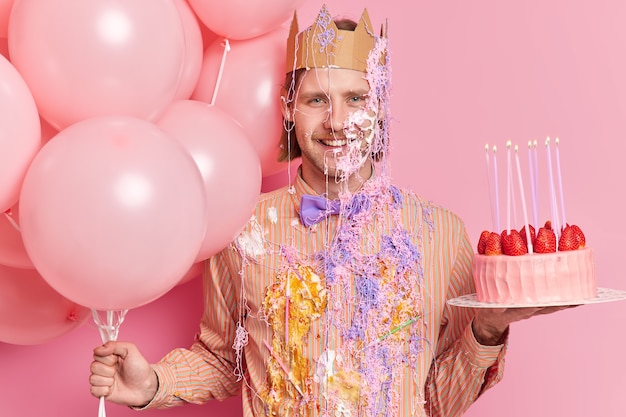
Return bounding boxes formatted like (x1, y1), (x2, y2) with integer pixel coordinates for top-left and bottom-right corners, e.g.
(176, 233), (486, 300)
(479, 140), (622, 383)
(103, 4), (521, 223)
(298, 68), (370, 91)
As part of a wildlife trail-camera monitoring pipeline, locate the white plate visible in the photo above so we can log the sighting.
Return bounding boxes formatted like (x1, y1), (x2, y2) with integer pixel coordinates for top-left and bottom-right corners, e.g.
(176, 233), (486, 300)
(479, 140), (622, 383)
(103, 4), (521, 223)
(447, 287), (626, 308)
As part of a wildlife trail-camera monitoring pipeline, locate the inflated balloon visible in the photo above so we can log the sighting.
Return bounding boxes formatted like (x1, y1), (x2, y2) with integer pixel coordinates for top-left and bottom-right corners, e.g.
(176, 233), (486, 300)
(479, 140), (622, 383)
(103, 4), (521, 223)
(0, 0), (12, 38)
(8, 0), (185, 130)
(198, 15), (218, 47)
(192, 26), (290, 177)
(0, 36), (7, 58)
(187, 0), (305, 40)
(178, 261), (203, 286)
(173, 0), (203, 100)
(0, 54), (41, 213)
(0, 265), (90, 345)
(0, 202), (33, 269)
(19, 116), (207, 311)
(40, 115), (59, 144)
(157, 100), (261, 262)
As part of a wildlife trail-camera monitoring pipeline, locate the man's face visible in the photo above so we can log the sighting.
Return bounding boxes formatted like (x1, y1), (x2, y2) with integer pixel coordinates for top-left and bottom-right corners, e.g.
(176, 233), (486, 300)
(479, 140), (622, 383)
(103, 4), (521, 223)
(290, 67), (375, 184)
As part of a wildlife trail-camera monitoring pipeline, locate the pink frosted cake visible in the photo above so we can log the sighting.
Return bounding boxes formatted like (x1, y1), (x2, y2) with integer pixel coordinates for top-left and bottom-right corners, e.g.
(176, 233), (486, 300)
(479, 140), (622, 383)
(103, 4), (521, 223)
(476, 139), (598, 304)
(473, 248), (597, 304)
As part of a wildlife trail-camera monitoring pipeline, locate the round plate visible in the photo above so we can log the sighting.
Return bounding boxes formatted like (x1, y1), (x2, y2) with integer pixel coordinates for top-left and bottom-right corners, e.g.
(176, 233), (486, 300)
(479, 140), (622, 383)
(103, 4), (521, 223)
(447, 287), (626, 308)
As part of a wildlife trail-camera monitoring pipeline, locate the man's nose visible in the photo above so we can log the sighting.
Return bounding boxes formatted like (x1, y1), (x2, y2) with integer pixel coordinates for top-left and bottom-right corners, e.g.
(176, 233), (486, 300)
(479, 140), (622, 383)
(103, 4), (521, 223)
(323, 104), (347, 132)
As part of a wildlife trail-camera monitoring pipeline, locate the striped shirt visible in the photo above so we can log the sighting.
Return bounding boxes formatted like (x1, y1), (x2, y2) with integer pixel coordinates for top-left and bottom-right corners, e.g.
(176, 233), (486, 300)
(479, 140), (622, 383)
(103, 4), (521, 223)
(148, 172), (506, 416)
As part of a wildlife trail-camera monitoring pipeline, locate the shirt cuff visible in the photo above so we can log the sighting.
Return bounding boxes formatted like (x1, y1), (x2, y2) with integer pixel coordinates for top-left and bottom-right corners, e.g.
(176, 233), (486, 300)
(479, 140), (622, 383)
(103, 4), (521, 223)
(131, 363), (180, 410)
(461, 321), (507, 368)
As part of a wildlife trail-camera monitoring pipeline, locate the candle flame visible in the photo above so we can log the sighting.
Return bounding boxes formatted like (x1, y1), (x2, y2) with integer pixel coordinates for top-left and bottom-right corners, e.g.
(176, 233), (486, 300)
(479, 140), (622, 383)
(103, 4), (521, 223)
(506, 140), (512, 148)
(545, 136), (550, 146)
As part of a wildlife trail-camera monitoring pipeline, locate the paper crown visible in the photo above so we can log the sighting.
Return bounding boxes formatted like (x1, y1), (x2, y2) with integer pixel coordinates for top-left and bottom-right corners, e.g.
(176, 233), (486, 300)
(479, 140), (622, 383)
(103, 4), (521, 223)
(285, 4), (387, 73)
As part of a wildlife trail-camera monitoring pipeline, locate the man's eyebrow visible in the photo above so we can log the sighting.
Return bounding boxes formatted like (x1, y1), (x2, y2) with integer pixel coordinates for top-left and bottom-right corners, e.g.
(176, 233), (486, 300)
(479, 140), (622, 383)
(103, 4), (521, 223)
(297, 87), (370, 99)
(296, 90), (330, 100)
(349, 88), (370, 95)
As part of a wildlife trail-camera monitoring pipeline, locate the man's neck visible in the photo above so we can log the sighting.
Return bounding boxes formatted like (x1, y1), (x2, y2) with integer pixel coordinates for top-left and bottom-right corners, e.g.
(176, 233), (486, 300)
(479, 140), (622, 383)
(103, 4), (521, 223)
(300, 162), (373, 200)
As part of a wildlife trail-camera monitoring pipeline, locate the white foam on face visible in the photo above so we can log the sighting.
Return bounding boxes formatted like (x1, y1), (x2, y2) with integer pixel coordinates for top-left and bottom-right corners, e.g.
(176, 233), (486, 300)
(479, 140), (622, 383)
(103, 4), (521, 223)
(344, 108), (377, 145)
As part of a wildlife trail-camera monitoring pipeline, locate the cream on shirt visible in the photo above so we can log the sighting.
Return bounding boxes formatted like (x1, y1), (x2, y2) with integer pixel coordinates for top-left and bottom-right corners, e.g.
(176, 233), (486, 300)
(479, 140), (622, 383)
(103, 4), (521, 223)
(148, 172), (506, 417)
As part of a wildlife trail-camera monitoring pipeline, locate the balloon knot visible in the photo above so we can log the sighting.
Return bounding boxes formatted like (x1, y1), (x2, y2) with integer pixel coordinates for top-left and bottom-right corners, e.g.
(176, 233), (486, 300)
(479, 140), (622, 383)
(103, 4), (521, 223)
(67, 308), (80, 322)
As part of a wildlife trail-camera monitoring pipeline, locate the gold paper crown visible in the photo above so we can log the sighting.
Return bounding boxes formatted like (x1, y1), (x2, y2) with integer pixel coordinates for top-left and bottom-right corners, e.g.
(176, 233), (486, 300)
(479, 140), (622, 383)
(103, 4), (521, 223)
(285, 4), (387, 73)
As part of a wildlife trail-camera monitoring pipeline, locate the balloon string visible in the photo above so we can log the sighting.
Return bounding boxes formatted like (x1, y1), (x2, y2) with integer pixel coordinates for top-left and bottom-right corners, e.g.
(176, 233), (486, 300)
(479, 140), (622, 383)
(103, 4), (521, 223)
(98, 397), (106, 417)
(92, 309), (128, 417)
(3, 210), (20, 232)
(210, 38), (231, 106)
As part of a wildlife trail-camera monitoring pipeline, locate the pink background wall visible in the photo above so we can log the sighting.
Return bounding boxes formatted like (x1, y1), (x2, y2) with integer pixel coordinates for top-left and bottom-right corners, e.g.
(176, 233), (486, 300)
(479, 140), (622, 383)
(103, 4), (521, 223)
(2, 0), (626, 416)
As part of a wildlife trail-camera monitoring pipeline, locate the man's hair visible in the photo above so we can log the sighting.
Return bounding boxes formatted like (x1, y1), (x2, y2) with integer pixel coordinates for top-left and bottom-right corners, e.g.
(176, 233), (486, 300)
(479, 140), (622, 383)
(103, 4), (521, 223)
(277, 65), (306, 162)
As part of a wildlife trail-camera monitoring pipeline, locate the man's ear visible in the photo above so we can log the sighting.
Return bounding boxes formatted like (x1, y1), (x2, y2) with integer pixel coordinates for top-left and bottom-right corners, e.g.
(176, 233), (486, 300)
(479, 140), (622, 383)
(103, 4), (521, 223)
(280, 95), (293, 122)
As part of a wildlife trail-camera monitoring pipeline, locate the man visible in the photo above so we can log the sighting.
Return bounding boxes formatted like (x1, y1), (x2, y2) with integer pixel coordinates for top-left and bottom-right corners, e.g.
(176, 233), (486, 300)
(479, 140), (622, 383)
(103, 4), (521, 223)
(90, 5), (566, 416)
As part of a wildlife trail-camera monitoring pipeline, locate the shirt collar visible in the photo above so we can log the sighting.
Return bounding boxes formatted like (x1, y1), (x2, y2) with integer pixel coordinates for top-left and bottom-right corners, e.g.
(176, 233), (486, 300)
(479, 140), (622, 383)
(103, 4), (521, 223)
(291, 164), (376, 213)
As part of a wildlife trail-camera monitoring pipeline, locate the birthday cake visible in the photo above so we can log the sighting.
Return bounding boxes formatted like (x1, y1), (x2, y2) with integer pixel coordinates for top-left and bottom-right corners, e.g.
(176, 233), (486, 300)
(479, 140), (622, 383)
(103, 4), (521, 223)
(473, 223), (597, 304)
(473, 140), (597, 305)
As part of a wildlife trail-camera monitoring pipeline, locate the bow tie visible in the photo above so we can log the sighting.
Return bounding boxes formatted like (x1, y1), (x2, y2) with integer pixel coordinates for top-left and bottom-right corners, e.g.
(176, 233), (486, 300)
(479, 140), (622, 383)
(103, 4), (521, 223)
(300, 194), (341, 227)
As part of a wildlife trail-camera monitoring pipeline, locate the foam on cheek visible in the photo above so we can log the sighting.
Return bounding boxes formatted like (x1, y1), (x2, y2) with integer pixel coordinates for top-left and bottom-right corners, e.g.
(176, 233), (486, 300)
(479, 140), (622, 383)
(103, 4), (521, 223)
(328, 110), (376, 180)
(344, 108), (377, 145)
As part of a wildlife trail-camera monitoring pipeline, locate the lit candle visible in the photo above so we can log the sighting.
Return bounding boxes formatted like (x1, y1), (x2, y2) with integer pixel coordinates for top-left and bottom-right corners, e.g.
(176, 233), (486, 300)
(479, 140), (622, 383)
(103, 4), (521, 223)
(555, 137), (566, 227)
(509, 142), (518, 228)
(533, 140), (539, 221)
(493, 145), (501, 231)
(515, 145), (533, 253)
(545, 137), (560, 242)
(485, 144), (495, 229)
(485, 144), (497, 230)
(506, 140), (512, 233)
(527, 141), (538, 227)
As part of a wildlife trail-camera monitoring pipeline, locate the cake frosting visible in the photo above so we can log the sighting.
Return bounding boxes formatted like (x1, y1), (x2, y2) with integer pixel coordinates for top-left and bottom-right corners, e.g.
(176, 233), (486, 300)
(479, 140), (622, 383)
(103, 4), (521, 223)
(475, 139), (597, 305)
(473, 247), (597, 304)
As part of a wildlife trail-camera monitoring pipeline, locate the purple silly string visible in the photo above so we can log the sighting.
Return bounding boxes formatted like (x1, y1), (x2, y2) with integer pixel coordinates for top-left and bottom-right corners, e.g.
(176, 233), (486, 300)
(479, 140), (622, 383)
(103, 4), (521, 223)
(314, 7), (336, 56)
(316, 173), (424, 414)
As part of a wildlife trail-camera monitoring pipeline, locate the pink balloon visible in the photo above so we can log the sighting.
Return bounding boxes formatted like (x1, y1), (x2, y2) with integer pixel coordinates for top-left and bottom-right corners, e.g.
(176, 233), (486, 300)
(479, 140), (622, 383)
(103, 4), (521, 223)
(0, 54), (41, 212)
(0, 36), (8, 59)
(40, 115), (59, 144)
(19, 116), (208, 311)
(173, 0), (204, 100)
(8, 0), (186, 130)
(192, 26), (290, 177)
(187, 0), (304, 40)
(0, 0), (12, 38)
(0, 265), (89, 345)
(178, 261), (203, 286)
(157, 100), (261, 261)
(0, 202), (33, 269)
(198, 14), (219, 47)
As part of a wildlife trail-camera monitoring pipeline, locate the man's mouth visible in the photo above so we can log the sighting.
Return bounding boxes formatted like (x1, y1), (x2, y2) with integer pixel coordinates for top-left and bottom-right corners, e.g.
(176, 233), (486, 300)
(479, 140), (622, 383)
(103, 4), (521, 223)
(319, 138), (348, 147)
